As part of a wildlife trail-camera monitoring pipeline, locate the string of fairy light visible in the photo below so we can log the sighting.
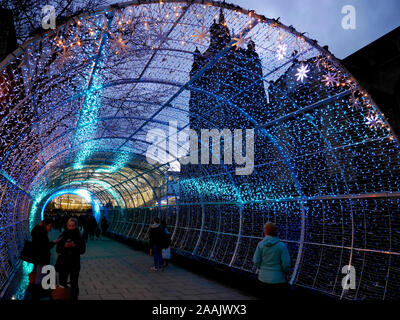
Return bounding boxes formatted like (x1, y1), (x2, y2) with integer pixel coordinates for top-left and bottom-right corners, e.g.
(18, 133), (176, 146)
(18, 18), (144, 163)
(0, 0), (399, 300)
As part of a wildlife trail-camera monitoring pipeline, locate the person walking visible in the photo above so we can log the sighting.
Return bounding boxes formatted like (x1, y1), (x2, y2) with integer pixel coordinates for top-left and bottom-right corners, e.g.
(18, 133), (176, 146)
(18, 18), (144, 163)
(55, 218), (86, 300)
(55, 215), (62, 232)
(82, 214), (89, 243)
(78, 215), (84, 233)
(95, 224), (101, 240)
(160, 220), (171, 267)
(101, 216), (109, 236)
(253, 222), (291, 300)
(149, 217), (164, 271)
(88, 215), (97, 240)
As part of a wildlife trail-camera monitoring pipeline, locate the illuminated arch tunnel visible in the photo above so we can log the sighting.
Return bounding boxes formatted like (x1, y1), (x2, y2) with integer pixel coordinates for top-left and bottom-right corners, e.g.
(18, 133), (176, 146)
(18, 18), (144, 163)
(0, 0), (399, 300)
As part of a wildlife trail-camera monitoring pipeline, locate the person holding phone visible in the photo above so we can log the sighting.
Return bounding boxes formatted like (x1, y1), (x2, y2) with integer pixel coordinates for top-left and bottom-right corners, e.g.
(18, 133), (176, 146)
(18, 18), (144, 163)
(55, 217), (86, 300)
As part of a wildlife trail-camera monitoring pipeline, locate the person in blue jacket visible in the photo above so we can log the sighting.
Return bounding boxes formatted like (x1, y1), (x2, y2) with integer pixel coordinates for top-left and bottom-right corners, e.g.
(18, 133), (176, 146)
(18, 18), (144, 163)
(253, 222), (291, 299)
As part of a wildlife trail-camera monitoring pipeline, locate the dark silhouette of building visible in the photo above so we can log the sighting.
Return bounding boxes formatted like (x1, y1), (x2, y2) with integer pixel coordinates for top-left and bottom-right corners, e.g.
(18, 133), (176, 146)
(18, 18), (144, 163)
(0, 9), (17, 62)
(342, 26), (400, 137)
(182, 8), (268, 178)
(190, 9), (268, 127)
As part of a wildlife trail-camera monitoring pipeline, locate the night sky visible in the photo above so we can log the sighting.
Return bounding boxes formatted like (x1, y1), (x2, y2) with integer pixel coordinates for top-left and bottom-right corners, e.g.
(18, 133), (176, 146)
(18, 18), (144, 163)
(106, 0), (400, 58)
(229, 0), (400, 58)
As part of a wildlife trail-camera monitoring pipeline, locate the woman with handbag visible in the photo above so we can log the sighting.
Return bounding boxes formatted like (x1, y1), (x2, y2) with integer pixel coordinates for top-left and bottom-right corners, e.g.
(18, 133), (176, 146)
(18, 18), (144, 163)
(29, 218), (60, 300)
(55, 218), (86, 300)
(149, 217), (164, 271)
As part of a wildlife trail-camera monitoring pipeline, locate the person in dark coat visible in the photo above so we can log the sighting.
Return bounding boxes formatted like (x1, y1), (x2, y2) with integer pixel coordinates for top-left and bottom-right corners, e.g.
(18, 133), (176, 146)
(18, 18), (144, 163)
(81, 214), (89, 243)
(149, 217), (165, 271)
(30, 218), (60, 300)
(55, 215), (61, 232)
(31, 218), (56, 266)
(56, 218), (86, 300)
(78, 215), (84, 233)
(91, 216), (98, 240)
(87, 215), (97, 240)
(101, 216), (109, 236)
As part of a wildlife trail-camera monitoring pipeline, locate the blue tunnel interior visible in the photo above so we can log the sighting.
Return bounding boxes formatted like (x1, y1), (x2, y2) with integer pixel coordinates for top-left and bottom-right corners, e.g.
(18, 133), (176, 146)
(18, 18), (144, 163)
(0, 0), (400, 300)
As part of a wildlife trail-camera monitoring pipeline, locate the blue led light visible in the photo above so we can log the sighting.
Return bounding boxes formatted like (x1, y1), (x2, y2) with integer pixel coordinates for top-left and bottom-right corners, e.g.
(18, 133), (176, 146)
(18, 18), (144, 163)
(0, 1), (399, 301)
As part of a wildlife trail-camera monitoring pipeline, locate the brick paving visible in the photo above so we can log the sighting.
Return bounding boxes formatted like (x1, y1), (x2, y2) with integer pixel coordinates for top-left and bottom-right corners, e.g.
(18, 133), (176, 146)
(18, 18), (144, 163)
(77, 237), (258, 300)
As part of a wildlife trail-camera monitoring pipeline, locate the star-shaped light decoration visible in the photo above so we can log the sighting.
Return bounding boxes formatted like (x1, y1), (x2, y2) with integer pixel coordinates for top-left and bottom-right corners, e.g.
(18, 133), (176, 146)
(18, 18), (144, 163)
(349, 94), (361, 110)
(276, 44), (287, 61)
(109, 32), (129, 54)
(191, 25), (209, 46)
(322, 72), (339, 87)
(57, 45), (73, 69)
(151, 25), (172, 47)
(232, 33), (246, 50)
(295, 64), (310, 82)
(365, 112), (383, 129)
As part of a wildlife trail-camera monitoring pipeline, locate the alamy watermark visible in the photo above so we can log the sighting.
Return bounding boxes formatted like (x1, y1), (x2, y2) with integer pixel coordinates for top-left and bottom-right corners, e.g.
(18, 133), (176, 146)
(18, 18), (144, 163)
(341, 5), (356, 30)
(341, 265), (356, 290)
(35, 263), (356, 291)
(146, 121), (255, 176)
(35, 265), (57, 289)
(42, 5), (56, 30)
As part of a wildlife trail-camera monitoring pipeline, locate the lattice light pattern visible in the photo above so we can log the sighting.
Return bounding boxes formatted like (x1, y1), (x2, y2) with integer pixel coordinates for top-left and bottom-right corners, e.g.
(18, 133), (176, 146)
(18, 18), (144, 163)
(0, 1), (399, 300)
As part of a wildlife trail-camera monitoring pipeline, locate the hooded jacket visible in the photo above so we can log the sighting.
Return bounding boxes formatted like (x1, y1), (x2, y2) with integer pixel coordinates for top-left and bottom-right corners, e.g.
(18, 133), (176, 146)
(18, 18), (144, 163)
(149, 223), (165, 248)
(253, 236), (291, 284)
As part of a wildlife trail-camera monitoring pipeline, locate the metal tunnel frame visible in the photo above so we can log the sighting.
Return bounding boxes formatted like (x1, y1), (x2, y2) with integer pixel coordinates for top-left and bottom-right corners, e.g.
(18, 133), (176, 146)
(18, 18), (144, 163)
(0, 0), (399, 300)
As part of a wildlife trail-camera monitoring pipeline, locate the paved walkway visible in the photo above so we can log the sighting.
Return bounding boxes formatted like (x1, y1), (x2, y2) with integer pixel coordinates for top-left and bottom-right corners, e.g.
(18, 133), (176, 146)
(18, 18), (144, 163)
(77, 237), (257, 300)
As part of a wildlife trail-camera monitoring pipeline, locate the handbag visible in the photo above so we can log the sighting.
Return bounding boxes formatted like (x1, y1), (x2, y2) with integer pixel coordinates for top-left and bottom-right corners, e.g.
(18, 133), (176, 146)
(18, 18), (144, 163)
(51, 286), (70, 301)
(50, 273), (70, 301)
(20, 240), (35, 263)
(28, 271), (37, 285)
(162, 247), (171, 260)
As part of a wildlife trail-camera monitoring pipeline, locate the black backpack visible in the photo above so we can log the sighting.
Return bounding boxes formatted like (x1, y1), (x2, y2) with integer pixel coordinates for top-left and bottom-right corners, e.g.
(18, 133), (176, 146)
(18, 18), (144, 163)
(161, 227), (171, 249)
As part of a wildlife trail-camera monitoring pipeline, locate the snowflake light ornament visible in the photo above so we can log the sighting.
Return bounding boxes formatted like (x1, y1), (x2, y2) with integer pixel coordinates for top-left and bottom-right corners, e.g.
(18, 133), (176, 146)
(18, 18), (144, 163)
(276, 44), (287, 61)
(322, 72), (339, 87)
(109, 32), (129, 54)
(365, 112), (383, 129)
(295, 64), (310, 82)
(151, 26), (172, 47)
(191, 25), (209, 46)
(232, 33), (246, 49)
(349, 94), (361, 110)
(57, 46), (73, 69)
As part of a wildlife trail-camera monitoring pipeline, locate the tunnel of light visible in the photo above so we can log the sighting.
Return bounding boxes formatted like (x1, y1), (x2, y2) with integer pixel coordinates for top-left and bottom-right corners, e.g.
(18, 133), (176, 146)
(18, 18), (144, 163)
(0, 0), (400, 300)
(41, 189), (100, 221)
